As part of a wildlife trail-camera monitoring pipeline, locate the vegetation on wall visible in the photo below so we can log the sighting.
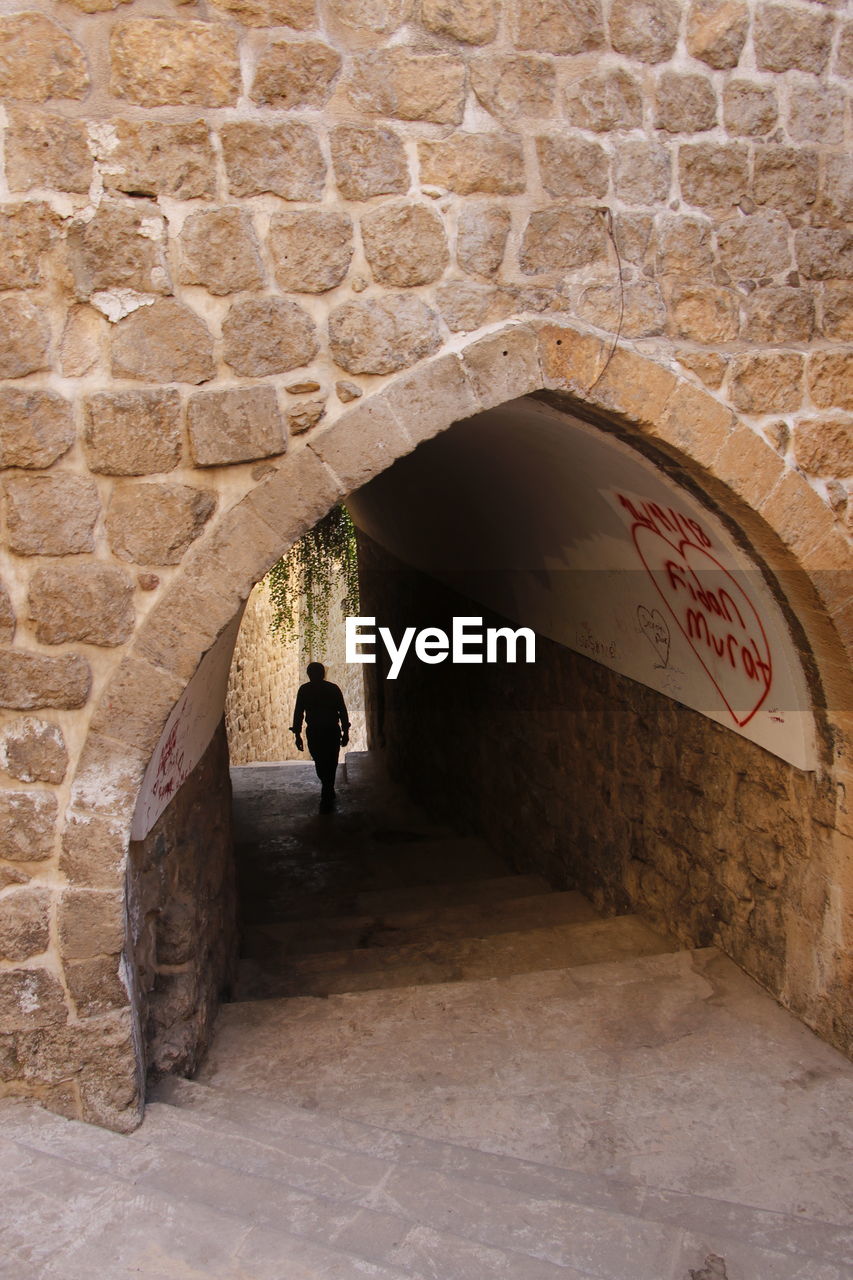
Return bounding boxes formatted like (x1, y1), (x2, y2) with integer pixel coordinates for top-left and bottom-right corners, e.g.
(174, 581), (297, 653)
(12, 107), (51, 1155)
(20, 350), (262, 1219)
(266, 505), (359, 659)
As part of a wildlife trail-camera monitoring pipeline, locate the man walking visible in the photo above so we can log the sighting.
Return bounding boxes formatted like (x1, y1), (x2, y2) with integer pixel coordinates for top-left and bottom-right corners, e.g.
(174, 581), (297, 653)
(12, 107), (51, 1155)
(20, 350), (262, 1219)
(290, 662), (350, 813)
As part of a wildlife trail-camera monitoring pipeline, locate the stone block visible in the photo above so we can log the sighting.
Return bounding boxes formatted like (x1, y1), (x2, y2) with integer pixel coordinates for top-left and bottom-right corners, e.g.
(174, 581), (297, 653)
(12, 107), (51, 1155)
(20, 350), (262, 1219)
(471, 55), (555, 120)
(252, 39), (341, 107)
(383, 353), (479, 446)
(717, 213), (791, 278)
(577, 282), (666, 338)
(0, 390), (74, 470)
(0, 298), (50, 378)
(686, 0), (748, 68)
(0, 203), (57, 289)
(809, 354), (853, 412)
(268, 211), (352, 293)
(462, 325), (541, 410)
(588, 346), (680, 432)
(106, 481), (216, 565)
(422, 0), (498, 43)
(0, 888), (50, 963)
(654, 72), (717, 134)
(511, 0), (604, 53)
(90, 657), (186, 756)
(69, 204), (170, 300)
(60, 306), (104, 378)
(754, 3), (834, 74)
(28, 564), (135, 647)
(0, 583), (13, 644)
(758, 469), (834, 561)
(436, 282), (513, 332)
(730, 352), (805, 414)
(0, 718), (67, 784)
(457, 204), (511, 278)
(59, 889), (125, 961)
(836, 20), (853, 78)
(243, 447), (343, 569)
(222, 297), (319, 377)
(105, 120), (215, 201)
(346, 51), (466, 125)
(743, 287), (814, 343)
(419, 135), (525, 196)
(111, 301), (214, 384)
(209, 0), (315, 25)
(110, 19), (240, 107)
(0, 651), (91, 710)
(679, 143), (748, 210)
(537, 135), (607, 199)
(5, 474), (100, 556)
(656, 216), (714, 277)
(61, 813), (128, 888)
(564, 68), (642, 132)
(794, 418), (853, 479)
(613, 141), (671, 205)
(65, 956), (128, 1018)
(188, 387), (286, 466)
(5, 111), (91, 193)
(326, 0), (408, 33)
(361, 203), (449, 287)
(178, 209), (264, 296)
(676, 350), (727, 389)
(821, 284), (853, 342)
(753, 146), (818, 216)
(287, 399), (326, 435)
(0, 790), (58, 861)
(537, 323), (606, 392)
(610, 0), (679, 62)
(520, 206), (607, 273)
(309, 396), (410, 493)
(0, 14), (89, 102)
(795, 228), (853, 281)
(221, 121), (325, 200)
(0, 969), (66, 1032)
(787, 84), (845, 145)
(83, 389), (182, 476)
(328, 295), (441, 375)
(816, 155), (853, 224)
(64, 0), (130, 10)
(330, 126), (408, 201)
(722, 81), (777, 137)
(713, 425), (786, 511)
(652, 379), (734, 467)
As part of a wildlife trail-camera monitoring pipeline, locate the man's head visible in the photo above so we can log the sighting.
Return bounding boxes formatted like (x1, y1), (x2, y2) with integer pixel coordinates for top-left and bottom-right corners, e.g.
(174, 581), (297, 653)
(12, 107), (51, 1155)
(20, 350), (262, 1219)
(306, 662), (325, 682)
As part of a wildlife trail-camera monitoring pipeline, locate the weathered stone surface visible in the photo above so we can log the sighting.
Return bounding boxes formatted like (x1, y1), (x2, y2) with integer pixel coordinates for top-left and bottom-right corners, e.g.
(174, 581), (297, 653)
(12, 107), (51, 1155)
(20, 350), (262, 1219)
(564, 68), (642, 132)
(421, 0), (497, 42)
(795, 228), (853, 281)
(817, 155), (853, 225)
(0, 651), (91, 710)
(677, 350), (727, 389)
(0, 14), (89, 102)
(252, 40), (341, 107)
(657, 216), (714, 277)
(329, 295), (441, 375)
(0, 888), (50, 962)
(178, 209), (264, 296)
(669, 283), (739, 342)
(28, 564), (135, 647)
(209, 0), (314, 26)
(60, 306), (104, 378)
(613, 141), (671, 204)
(0, 718), (67, 784)
(361, 203), (449, 287)
(512, 0), (604, 53)
(330, 126), (408, 203)
(222, 298), (319, 377)
(110, 19), (240, 108)
(457, 204), (511, 277)
(794, 417), (853, 478)
(0, 969), (66, 1032)
(419, 135), (525, 195)
(679, 143), (748, 209)
(822, 284), (853, 342)
(105, 120), (215, 201)
(83, 390), (182, 476)
(717, 213), (791, 278)
(69, 204), (170, 300)
(537, 135), (607, 199)
(221, 122), (325, 200)
(837, 20), (853, 78)
(754, 4), (833, 74)
(0, 791), (58, 862)
(326, 0), (408, 33)
(610, 0), (679, 62)
(268, 211), (353, 293)
(471, 55), (555, 120)
(436, 282), (513, 332)
(5, 112), (91, 193)
(347, 51), (466, 125)
(61, 814), (127, 889)
(63, 0), (131, 12)
(0, 203), (56, 290)
(0, 582), (13, 644)
(722, 81), (778, 137)
(743, 287), (814, 343)
(686, 0), (748, 68)
(753, 146), (818, 215)
(188, 388), (286, 466)
(654, 72), (717, 134)
(111, 301), (214, 384)
(577, 281), (666, 337)
(0, 299), (50, 378)
(336, 381), (362, 404)
(520, 206), (608, 272)
(787, 84), (845, 145)
(106, 481), (216, 566)
(287, 398), (326, 435)
(65, 956), (128, 1018)
(730, 352), (805, 413)
(59, 889), (125, 961)
(0, 390), (74, 470)
(809, 353), (853, 412)
(5, 474), (100, 556)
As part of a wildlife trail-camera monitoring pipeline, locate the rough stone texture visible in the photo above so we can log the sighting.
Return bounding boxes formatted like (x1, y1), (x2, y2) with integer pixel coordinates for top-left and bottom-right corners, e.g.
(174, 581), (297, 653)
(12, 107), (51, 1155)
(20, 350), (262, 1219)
(61, 814), (127, 889)
(795, 228), (853, 282)
(361, 203), (449, 287)
(743, 287), (814, 343)
(722, 81), (778, 136)
(794, 418), (853, 479)
(268, 212), (353, 293)
(537, 135), (607, 199)
(457, 204), (511, 277)
(520, 206), (608, 273)
(252, 40), (341, 108)
(787, 84), (845, 146)
(613, 142), (671, 204)
(0, 790), (58, 862)
(0, 14), (89, 102)
(346, 51), (466, 125)
(656, 215), (715, 278)
(654, 72), (717, 134)
(809, 354), (853, 413)
(0, 390), (74, 470)
(325, 0), (408, 33)
(511, 0), (604, 54)
(686, 0), (749, 69)
(28, 564), (135, 647)
(188, 388), (286, 466)
(0, 888), (50, 963)
(110, 20), (240, 108)
(717, 213), (791, 279)
(60, 307), (103, 378)
(105, 121), (215, 201)
(610, 0), (679, 62)
(754, 3), (834, 74)
(0, 582), (14, 644)
(220, 122), (325, 200)
(0, 299), (50, 379)
(0, 718), (68, 784)
(0, 651), (91, 711)
(753, 146), (818, 215)
(668, 283), (739, 343)
(330, 126), (408, 201)
(178, 209), (264, 296)
(679, 144), (749, 210)
(5, 114), (91, 193)
(822, 284), (853, 342)
(730, 352), (805, 414)
(421, 0), (498, 43)
(471, 55), (556, 120)
(69, 204), (170, 300)
(0, 968), (66, 1032)
(111, 301), (214, 385)
(577, 281), (666, 338)
(222, 298), (319, 377)
(58, 888), (125, 961)
(5, 475), (100, 557)
(83, 390), (182, 476)
(419, 135), (525, 196)
(209, 0), (314, 26)
(106, 482), (216, 565)
(287, 398), (325, 435)
(817, 155), (853, 225)
(328, 296), (441, 375)
(564, 68), (642, 132)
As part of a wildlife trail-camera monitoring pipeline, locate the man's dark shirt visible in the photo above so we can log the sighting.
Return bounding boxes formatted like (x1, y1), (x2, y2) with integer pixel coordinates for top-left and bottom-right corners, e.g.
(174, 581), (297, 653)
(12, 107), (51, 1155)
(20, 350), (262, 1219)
(291, 680), (350, 738)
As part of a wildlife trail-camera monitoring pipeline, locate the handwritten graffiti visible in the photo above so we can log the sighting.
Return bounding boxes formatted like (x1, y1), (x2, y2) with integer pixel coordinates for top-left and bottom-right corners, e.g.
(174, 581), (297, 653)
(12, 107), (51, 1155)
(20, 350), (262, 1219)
(576, 623), (618, 662)
(151, 702), (189, 802)
(637, 605), (670, 667)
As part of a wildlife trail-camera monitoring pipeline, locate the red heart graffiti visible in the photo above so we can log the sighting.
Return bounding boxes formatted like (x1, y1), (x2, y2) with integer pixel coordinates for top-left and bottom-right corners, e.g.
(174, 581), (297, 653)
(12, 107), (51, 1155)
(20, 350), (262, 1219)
(632, 524), (773, 727)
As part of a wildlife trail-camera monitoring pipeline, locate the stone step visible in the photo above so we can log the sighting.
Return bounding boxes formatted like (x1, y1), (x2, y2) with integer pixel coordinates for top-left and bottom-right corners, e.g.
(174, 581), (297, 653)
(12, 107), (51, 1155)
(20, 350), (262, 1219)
(353, 871), (552, 916)
(236, 913), (676, 998)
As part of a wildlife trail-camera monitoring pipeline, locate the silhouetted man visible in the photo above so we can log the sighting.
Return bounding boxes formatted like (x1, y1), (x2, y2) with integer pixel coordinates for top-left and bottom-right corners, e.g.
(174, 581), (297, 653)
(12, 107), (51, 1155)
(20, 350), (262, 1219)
(290, 662), (350, 813)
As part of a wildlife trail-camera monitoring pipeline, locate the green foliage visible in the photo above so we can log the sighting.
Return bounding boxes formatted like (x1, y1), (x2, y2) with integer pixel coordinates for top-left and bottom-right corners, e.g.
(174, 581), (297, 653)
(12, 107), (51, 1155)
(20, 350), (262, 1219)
(266, 505), (359, 659)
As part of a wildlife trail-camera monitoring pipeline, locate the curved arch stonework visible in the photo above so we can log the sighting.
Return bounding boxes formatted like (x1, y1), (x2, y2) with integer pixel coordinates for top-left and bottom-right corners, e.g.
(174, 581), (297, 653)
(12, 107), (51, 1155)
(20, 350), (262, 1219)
(0, 0), (850, 1129)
